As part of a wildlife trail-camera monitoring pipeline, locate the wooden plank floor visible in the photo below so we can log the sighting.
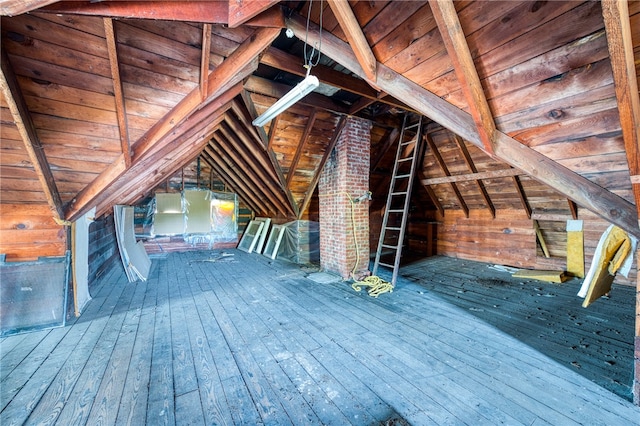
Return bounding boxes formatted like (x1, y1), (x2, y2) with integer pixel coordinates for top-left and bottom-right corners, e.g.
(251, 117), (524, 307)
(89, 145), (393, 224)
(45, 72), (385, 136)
(2, 251), (639, 425)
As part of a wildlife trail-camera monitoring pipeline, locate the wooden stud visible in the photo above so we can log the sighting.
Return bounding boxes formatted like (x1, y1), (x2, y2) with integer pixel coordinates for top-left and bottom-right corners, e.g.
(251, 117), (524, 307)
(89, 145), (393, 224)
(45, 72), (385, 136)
(228, 0), (280, 28)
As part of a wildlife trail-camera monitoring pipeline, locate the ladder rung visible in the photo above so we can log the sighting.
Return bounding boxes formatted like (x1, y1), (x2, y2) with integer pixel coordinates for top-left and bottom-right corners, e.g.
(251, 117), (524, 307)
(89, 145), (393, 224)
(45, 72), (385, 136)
(405, 123), (421, 130)
(385, 226), (401, 231)
(398, 157), (413, 163)
(381, 244), (398, 249)
(378, 262), (394, 268)
(394, 173), (411, 179)
(400, 140), (417, 146)
(388, 209), (404, 213)
(391, 191), (408, 196)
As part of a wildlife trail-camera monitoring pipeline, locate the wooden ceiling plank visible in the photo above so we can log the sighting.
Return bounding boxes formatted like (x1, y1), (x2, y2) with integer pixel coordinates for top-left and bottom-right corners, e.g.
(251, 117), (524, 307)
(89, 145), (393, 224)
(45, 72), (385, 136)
(430, 0), (496, 154)
(37, 1), (229, 23)
(103, 18), (131, 168)
(287, 14), (640, 238)
(66, 27), (278, 220)
(287, 109), (318, 187)
(0, 49), (64, 220)
(327, 0), (377, 82)
(425, 134), (469, 217)
(420, 167), (522, 185)
(454, 134), (495, 218)
(0, 0), (57, 16)
(299, 116), (347, 218)
(228, 0), (280, 28)
(512, 175), (532, 220)
(601, 0), (640, 213)
(200, 24), (213, 100)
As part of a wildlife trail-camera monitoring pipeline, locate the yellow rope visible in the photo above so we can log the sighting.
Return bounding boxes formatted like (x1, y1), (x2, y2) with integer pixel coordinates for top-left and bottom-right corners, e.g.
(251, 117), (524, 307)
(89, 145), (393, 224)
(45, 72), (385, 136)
(351, 275), (393, 298)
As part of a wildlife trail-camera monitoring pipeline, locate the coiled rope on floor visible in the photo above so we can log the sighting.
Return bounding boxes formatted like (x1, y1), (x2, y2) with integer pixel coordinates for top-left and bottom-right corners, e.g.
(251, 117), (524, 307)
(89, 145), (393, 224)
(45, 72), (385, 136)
(351, 275), (393, 298)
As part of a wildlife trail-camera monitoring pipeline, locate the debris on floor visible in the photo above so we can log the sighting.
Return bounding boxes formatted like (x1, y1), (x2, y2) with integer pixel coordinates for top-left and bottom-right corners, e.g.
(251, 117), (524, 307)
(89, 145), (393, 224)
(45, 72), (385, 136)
(306, 271), (341, 284)
(512, 269), (567, 283)
(189, 252), (236, 263)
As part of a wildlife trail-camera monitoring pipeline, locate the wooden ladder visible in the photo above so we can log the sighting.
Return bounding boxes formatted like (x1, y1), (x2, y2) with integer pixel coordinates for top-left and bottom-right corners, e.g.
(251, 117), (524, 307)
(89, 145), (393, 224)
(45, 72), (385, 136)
(373, 114), (424, 286)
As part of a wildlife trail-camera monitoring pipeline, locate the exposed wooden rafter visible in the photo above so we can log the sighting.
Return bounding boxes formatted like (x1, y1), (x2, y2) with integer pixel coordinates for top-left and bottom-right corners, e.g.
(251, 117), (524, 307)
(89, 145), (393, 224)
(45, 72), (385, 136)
(0, 0), (57, 16)
(200, 24), (212, 100)
(512, 175), (532, 219)
(287, 109), (318, 187)
(228, 0), (280, 28)
(0, 49), (64, 220)
(601, 0), (640, 214)
(327, 0), (377, 82)
(66, 27), (280, 221)
(430, 0), (497, 154)
(454, 135), (495, 218)
(299, 116), (347, 218)
(371, 127), (400, 171)
(286, 14), (640, 238)
(425, 134), (469, 217)
(103, 18), (131, 168)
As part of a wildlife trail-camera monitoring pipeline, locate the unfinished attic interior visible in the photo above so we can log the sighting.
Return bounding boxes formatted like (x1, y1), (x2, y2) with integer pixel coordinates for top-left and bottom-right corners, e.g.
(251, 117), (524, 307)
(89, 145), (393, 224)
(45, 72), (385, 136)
(2, 0), (640, 423)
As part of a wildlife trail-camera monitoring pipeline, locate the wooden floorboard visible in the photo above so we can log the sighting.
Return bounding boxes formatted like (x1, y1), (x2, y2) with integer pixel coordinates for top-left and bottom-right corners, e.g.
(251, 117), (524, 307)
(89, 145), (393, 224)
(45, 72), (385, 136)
(1, 250), (639, 425)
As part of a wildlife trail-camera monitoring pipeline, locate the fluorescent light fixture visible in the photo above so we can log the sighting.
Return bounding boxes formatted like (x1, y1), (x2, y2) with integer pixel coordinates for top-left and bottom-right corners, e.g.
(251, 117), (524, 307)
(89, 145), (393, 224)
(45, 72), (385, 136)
(252, 73), (319, 127)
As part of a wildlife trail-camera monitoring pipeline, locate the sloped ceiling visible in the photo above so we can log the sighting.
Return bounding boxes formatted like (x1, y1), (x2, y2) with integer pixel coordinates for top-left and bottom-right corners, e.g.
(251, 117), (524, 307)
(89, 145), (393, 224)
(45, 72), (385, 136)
(1, 1), (639, 237)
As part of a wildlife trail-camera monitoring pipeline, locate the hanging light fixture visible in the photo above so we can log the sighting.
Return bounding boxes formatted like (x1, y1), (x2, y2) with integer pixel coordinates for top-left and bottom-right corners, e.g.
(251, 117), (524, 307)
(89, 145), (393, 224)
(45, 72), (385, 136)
(252, 0), (323, 127)
(252, 70), (319, 127)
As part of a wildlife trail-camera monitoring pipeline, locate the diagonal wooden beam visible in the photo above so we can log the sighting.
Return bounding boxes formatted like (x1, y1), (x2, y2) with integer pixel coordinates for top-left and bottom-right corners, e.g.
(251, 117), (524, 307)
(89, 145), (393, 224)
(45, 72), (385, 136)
(287, 14), (640, 238)
(229, 102), (298, 216)
(512, 175), (532, 219)
(429, 0), (496, 154)
(0, 49), (64, 220)
(0, 0), (58, 16)
(327, 0), (377, 82)
(299, 116), (347, 218)
(200, 23), (212, 101)
(66, 27), (279, 220)
(371, 127), (400, 171)
(103, 18), (131, 168)
(601, 0), (640, 214)
(38, 1), (229, 23)
(287, 109), (318, 187)
(425, 133), (469, 217)
(228, 0), (280, 28)
(454, 134), (495, 218)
